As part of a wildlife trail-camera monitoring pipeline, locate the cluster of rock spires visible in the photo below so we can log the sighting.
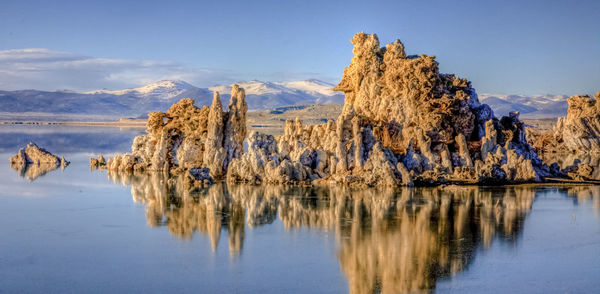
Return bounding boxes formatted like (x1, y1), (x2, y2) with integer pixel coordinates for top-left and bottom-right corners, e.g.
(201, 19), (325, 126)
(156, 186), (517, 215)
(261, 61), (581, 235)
(9, 142), (69, 181)
(83, 32), (596, 186)
(95, 85), (247, 185)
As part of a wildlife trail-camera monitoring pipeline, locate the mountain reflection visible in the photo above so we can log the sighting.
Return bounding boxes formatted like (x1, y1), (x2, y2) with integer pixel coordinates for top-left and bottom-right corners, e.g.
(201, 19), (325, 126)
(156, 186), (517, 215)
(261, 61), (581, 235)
(106, 171), (599, 293)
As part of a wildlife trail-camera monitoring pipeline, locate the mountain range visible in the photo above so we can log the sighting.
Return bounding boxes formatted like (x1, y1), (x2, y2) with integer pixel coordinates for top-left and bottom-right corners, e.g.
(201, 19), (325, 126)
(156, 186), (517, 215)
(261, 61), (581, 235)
(0, 79), (344, 120)
(0, 79), (570, 120)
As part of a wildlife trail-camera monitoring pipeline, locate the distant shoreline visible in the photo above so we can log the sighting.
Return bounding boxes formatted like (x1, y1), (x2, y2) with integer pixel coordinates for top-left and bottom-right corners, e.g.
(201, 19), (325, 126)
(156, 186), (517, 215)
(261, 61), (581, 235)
(0, 119), (147, 128)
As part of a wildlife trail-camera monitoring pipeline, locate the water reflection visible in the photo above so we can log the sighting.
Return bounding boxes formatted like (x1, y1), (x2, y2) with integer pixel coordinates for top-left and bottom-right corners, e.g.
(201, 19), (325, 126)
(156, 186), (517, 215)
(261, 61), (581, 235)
(564, 186), (600, 213)
(0, 124), (144, 153)
(10, 161), (63, 181)
(106, 171), (600, 293)
(337, 186), (531, 293)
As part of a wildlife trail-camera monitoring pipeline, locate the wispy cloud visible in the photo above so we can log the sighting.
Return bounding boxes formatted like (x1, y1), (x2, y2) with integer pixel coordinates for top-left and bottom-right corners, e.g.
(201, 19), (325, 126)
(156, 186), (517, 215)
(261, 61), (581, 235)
(0, 48), (238, 91)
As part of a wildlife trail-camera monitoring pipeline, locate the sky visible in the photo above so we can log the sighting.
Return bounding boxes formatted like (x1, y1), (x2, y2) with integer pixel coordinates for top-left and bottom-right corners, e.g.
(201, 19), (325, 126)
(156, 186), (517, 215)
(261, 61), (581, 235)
(0, 0), (598, 95)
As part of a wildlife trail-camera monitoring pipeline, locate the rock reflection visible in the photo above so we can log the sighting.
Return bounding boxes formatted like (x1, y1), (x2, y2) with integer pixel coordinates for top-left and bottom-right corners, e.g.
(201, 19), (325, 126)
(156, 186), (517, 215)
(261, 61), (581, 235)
(108, 172), (581, 293)
(335, 186), (534, 293)
(10, 161), (62, 181)
(564, 186), (600, 214)
(108, 170), (247, 255)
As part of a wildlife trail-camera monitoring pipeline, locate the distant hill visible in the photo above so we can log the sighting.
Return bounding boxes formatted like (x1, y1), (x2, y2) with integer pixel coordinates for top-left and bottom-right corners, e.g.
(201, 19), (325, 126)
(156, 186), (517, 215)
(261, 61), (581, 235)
(0, 79), (344, 120)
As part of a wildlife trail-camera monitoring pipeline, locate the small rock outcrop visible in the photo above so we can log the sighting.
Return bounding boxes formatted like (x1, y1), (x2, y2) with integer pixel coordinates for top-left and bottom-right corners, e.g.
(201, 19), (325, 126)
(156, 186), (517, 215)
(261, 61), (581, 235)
(101, 85), (248, 184)
(89, 154), (107, 169)
(9, 142), (69, 180)
(10, 142), (67, 166)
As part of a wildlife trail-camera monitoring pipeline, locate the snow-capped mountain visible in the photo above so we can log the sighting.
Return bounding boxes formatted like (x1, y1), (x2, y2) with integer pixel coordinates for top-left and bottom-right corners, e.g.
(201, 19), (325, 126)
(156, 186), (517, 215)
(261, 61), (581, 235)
(282, 79), (339, 96)
(479, 93), (569, 118)
(0, 79), (344, 120)
(210, 79), (344, 109)
(87, 80), (195, 100)
(211, 80), (289, 96)
(210, 79), (338, 96)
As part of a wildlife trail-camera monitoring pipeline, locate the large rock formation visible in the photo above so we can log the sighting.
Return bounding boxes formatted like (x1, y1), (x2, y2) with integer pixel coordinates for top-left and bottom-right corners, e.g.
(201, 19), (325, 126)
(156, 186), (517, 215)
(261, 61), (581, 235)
(101, 32), (584, 186)
(228, 33), (550, 186)
(9, 142), (69, 180)
(104, 85), (247, 183)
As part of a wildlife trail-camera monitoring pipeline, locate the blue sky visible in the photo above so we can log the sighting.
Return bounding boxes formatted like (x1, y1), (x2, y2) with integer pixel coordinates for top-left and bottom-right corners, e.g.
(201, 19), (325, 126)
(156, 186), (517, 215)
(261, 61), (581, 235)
(0, 0), (598, 95)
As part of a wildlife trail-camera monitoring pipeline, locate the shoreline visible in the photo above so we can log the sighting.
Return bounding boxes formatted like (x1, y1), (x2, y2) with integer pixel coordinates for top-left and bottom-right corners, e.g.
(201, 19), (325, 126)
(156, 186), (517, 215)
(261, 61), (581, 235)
(0, 120), (147, 128)
(91, 168), (600, 187)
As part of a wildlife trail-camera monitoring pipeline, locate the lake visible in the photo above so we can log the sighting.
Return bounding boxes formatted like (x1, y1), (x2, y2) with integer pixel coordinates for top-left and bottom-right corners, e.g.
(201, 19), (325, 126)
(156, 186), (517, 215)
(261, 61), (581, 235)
(1, 125), (599, 293)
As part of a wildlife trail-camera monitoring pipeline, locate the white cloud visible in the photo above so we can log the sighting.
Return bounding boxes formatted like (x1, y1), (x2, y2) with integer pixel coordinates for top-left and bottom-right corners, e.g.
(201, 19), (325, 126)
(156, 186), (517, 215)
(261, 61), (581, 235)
(0, 48), (238, 91)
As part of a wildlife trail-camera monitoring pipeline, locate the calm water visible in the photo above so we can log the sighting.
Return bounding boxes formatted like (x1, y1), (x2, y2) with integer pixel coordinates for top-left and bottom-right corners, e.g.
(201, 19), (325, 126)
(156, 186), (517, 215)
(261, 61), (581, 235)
(1, 125), (599, 294)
